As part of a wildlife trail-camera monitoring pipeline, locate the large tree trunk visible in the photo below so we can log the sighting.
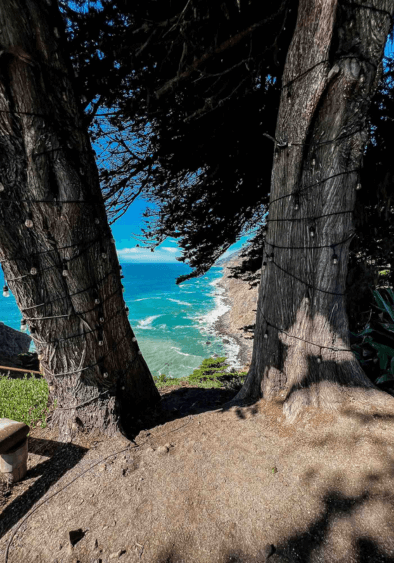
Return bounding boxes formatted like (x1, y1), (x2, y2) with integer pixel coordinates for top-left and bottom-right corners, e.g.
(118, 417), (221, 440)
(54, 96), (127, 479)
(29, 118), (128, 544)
(236, 0), (394, 419)
(0, 0), (160, 441)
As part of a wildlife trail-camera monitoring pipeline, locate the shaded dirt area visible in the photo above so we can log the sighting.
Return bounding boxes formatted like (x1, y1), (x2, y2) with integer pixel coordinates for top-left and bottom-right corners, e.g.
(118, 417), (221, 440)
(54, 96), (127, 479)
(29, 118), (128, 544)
(2, 383), (394, 563)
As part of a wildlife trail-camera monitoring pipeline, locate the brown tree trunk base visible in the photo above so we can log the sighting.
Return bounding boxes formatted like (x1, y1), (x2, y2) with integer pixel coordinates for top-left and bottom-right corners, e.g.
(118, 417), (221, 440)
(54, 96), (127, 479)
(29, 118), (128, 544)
(233, 358), (394, 424)
(230, 382), (394, 427)
(282, 381), (394, 423)
(48, 396), (122, 443)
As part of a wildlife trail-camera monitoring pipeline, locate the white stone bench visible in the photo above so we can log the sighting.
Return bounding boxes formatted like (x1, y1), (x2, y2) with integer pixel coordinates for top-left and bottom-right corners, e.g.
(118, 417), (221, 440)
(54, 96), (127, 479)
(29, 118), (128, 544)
(0, 418), (29, 483)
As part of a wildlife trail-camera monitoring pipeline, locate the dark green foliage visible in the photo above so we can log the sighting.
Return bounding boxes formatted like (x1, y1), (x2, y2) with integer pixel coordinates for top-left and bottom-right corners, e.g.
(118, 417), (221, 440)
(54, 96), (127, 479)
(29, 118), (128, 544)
(219, 374), (246, 392)
(351, 289), (394, 391)
(151, 357), (247, 389)
(59, 0), (297, 280)
(189, 357), (247, 389)
(60, 1), (393, 314)
(189, 357), (230, 382)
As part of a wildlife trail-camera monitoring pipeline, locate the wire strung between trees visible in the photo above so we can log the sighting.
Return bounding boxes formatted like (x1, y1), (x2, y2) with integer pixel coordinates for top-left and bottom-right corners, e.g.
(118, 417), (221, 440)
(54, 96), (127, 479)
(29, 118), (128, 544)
(23, 284), (122, 323)
(42, 325), (136, 379)
(2, 8), (393, 559)
(280, 52), (380, 93)
(20, 267), (119, 312)
(264, 230), (356, 251)
(1, 158), (132, 383)
(252, 76), (365, 356)
(2, 232), (114, 280)
(0, 195), (100, 205)
(266, 209), (355, 222)
(269, 260), (347, 297)
(32, 305), (126, 347)
(41, 326), (135, 410)
(55, 352), (141, 411)
(280, 58), (330, 91)
(264, 127), (363, 150)
(0, 228), (112, 263)
(259, 305), (354, 354)
(27, 288), (120, 334)
(265, 168), (361, 208)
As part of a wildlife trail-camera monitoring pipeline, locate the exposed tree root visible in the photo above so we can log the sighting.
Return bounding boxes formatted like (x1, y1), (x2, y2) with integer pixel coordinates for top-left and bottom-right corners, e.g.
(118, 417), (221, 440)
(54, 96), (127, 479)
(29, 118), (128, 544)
(283, 382), (394, 423)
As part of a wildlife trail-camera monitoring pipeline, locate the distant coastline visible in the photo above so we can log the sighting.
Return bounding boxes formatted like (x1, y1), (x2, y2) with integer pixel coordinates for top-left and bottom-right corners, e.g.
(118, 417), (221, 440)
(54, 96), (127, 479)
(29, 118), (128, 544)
(213, 255), (260, 370)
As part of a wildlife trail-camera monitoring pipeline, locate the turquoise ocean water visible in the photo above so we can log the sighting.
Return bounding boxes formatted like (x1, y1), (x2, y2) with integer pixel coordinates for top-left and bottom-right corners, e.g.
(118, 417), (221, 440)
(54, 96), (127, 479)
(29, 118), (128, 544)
(0, 263), (240, 378)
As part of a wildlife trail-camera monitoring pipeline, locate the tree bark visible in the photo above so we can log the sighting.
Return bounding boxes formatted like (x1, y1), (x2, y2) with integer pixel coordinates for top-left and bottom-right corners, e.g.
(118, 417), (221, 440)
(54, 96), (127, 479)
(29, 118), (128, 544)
(0, 0), (160, 441)
(236, 0), (394, 419)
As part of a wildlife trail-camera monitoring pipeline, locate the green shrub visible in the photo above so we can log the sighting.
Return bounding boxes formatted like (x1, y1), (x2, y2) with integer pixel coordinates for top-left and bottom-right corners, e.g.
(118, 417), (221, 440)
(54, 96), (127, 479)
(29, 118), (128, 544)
(152, 373), (183, 387)
(351, 288), (394, 386)
(189, 357), (229, 383)
(0, 372), (56, 432)
(188, 357), (247, 389)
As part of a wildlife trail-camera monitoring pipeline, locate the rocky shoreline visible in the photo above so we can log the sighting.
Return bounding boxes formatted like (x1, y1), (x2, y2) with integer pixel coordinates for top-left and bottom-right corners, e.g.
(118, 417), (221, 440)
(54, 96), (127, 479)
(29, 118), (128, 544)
(213, 256), (260, 371)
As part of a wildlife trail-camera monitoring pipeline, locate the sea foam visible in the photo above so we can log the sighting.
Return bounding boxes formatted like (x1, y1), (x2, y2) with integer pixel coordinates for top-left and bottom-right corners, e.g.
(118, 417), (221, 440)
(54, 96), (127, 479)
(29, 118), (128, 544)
(168, 298), (192, 306)
(133, 297), (162, 302)
(170, 346), (191, 357)
(137, 314), (163, 329)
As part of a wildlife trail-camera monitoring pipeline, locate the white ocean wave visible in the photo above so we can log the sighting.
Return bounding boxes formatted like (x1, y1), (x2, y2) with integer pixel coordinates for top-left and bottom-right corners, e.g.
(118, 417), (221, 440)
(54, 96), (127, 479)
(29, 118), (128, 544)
(190, 273), (242, 369)
(221, 337), (242, 370)
(173, 325), (194, 329)
(167, 298), (192, 306)
(209, 277), (221, 287)
(200, 296), (229, 326)
(170, 346), (192, 357)
(137, 314), (163, 329)
(133, 297), (162, 302)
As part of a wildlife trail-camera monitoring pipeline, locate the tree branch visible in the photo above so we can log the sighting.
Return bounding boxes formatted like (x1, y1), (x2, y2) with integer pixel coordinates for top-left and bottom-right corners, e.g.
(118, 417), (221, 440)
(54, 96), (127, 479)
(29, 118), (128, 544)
(155, 1), (289, 99)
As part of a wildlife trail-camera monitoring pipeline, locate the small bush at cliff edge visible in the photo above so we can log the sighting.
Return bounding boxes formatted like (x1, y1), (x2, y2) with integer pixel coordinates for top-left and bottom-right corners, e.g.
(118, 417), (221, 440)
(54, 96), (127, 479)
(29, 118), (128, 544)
(189, 357), (229, 382)
(152, 357), (247, 389)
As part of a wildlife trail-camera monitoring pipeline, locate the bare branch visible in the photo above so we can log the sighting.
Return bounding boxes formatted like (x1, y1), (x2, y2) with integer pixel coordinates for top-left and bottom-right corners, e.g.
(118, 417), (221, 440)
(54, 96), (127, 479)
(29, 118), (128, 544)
(155, 1), (288, 99)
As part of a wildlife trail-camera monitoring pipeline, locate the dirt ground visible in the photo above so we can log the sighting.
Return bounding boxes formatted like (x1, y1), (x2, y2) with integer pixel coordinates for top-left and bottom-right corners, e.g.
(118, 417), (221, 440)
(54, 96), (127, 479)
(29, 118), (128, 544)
(2, 383), (394, 563)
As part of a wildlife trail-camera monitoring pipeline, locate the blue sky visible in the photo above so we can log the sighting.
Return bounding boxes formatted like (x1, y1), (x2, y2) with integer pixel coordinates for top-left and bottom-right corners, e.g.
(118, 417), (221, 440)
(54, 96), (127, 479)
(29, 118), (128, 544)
(110, 196), (252, 264)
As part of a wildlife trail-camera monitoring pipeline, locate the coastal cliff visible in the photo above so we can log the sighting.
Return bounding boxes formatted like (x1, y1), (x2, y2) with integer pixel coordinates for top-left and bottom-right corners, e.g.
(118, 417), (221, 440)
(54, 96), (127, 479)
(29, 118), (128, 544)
(214, 256), (260, 369)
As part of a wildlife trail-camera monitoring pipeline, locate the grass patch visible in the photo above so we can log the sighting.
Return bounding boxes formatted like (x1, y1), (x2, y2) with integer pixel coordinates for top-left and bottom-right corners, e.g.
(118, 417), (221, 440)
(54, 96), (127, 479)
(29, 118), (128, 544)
(0, 358), (247, 431)
(0, 372), (56, 434)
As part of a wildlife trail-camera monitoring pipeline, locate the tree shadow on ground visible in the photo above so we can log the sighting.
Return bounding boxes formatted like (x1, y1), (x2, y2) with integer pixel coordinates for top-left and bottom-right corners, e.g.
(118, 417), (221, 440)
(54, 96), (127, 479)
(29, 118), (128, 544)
(154, 488), (394, 563)
(126, 385), (259, 437)
(0, 439), (88, 540)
